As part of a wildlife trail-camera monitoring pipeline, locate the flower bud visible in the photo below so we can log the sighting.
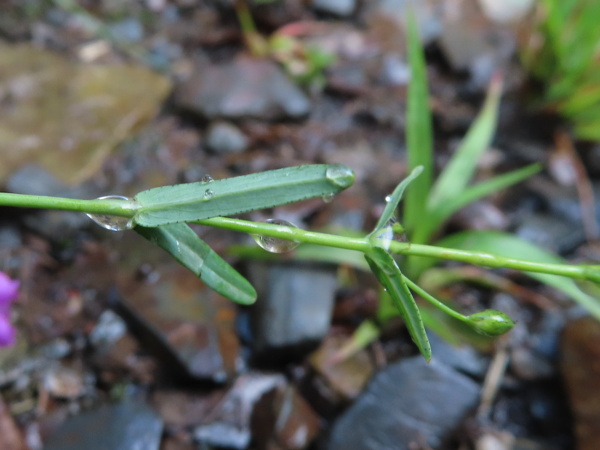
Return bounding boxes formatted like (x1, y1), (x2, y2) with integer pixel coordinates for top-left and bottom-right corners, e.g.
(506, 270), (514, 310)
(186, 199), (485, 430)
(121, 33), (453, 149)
(466, 310), (515, 337)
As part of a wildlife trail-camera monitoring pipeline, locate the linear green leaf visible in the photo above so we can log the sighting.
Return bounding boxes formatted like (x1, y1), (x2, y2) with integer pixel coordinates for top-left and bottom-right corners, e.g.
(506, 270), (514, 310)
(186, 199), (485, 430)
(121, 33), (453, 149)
(435, 230), (600, 319)
(364, 246), (431, 361)
(133, 164), (355, 227)
(428, 75), (502, 212)
(135, 223), (257, 305)
(419, 164), (541, 243)
(370, 166), (423, 238)
(404, 11), (433, 239)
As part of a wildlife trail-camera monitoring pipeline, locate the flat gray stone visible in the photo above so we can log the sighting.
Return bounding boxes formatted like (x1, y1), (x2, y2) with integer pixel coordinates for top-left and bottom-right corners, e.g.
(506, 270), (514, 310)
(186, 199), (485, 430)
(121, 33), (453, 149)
(248, 262), (338, 359)
(44, 401), (163, 450)
(329, 356), (480, 450)
(175, 56), (310, 121)
(205, 121), (249, 154)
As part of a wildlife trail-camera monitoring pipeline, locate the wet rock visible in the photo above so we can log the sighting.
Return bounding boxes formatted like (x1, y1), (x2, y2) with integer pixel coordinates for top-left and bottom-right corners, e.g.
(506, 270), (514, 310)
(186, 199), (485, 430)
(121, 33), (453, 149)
(152, 390), (225, 429)
(364, 0), (442, 46)
(118, 265), (241, 382)
(42, 364), (88, 399)
(205, 121), (249, 154)
(248, 262), (338, 362)
(329, 356), (480, 450)
(195, 372), (319, 450)
(89, 310), (128, 349)
(436, 0), (516, 87)
(560, 317), (600, 450)
(510, 311), (564, 380)
(175, 56), (310, 121)
(429, 333), (488, 378)
(309, 334), (375, 402)
(0, 44), (171, 184)
(312, 0), (356, 17)
(514, 213), (584, 254)
(44, 401), (163, 450)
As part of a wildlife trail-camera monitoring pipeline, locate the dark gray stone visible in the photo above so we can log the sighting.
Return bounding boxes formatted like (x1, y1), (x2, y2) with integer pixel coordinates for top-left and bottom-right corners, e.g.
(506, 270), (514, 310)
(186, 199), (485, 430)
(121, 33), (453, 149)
(44, 401), (163, 450)
(329, 356), (480, 450)
(248, 263), (338, 358)
(515, 212), (584, 254)
(175, 56), (310, 121)
(313, 0), (356, 17)
(205, 121), (249, 154)
(429, 333), (488, 378)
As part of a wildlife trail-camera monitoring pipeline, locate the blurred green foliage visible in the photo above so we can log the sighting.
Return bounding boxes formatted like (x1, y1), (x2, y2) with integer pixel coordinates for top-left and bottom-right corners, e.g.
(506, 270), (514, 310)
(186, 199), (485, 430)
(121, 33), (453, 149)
(521, 0), (600, 140)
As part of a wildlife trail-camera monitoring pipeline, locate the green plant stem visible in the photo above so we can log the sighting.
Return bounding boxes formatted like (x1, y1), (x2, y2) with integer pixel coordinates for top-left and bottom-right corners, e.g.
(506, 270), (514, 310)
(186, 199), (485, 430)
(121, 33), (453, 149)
(403, 277), (468, 322)
(0, 193), (136, 217)
(196, 217), (600, 283)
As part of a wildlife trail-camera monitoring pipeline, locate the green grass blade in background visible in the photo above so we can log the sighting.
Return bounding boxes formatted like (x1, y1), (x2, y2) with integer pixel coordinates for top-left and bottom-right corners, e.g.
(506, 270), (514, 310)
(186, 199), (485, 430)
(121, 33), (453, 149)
(428, 75), (502, 211)
(404, 12), (433, 239)
(370, 166), (422, 237)
(365, 246), (431, 361)
(435, 230), (600, 319)
(134, 164), (355, 227)
(419, 164), (541, 243)
(135, 223), (257, 305)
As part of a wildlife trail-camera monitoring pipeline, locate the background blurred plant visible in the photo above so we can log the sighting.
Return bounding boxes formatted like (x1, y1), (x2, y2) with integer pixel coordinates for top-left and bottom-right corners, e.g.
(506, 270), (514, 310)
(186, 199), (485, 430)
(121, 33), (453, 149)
(332, 12), (600, 358)
(233, 0), (335, 90)
(521, 0), (600, 141)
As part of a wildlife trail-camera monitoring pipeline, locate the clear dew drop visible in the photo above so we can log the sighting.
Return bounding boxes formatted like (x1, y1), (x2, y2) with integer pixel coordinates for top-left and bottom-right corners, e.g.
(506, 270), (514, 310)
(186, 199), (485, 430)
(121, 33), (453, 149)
(253, 219), (300, 253)
(372, 219), (407, 250)
(322, 193), (335, 203)
(201, 174), (214, 183)
(385, 195), (392, 202)
(86, 195), (134, 231)
(204, 189), (215, 199)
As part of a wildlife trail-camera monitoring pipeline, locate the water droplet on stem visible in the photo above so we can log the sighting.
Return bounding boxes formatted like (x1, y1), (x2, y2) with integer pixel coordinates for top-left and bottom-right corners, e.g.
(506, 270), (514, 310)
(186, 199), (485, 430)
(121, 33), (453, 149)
(87, 195), (135, 231)
(204, 189), (215, 199)
(201, 174), (214, 183)
(253, 219), (300, 253)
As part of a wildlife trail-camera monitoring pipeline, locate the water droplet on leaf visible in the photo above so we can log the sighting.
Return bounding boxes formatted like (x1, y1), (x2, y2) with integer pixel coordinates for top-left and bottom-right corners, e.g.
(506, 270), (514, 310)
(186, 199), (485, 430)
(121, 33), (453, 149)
(86, 195), (135, 231)
(253, 219), (300, 253)
(385, 195), (392, 202)
(201, 174), (214, 183)
(204, 189), (215, 199)
(322, 193), (334, 203)
(325, 164), (355, 189)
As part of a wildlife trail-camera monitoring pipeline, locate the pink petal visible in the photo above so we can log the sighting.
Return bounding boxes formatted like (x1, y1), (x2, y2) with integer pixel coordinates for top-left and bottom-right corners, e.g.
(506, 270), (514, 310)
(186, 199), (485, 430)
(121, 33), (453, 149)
(0, 272), (19, 307)
(0, 313), (16, 347)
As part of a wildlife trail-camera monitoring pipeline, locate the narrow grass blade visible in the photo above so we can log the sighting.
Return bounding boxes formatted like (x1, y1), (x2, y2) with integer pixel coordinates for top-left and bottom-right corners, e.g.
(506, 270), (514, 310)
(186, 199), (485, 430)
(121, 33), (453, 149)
(436, 230), (600, 319)
(364, 246), (431, 361)
(419, 164), (541, 243)
(135, 223), (257, 305)
(428, 75), (502, 212)
(404, 11), (433, 238)
(133, 164), (355, 227)
(370, 166), (423, 237)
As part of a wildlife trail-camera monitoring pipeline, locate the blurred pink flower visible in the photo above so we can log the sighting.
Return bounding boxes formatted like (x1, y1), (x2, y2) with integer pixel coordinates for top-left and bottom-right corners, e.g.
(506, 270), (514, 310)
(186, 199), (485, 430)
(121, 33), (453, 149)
(0, 272), (19, 347)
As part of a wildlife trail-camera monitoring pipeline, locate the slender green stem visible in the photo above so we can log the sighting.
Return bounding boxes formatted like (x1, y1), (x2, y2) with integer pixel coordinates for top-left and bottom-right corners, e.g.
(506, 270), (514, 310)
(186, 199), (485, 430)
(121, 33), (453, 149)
(196, 217), (600, 283)
(0, 193), (137, 217)
(404, 277), (468, 322)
